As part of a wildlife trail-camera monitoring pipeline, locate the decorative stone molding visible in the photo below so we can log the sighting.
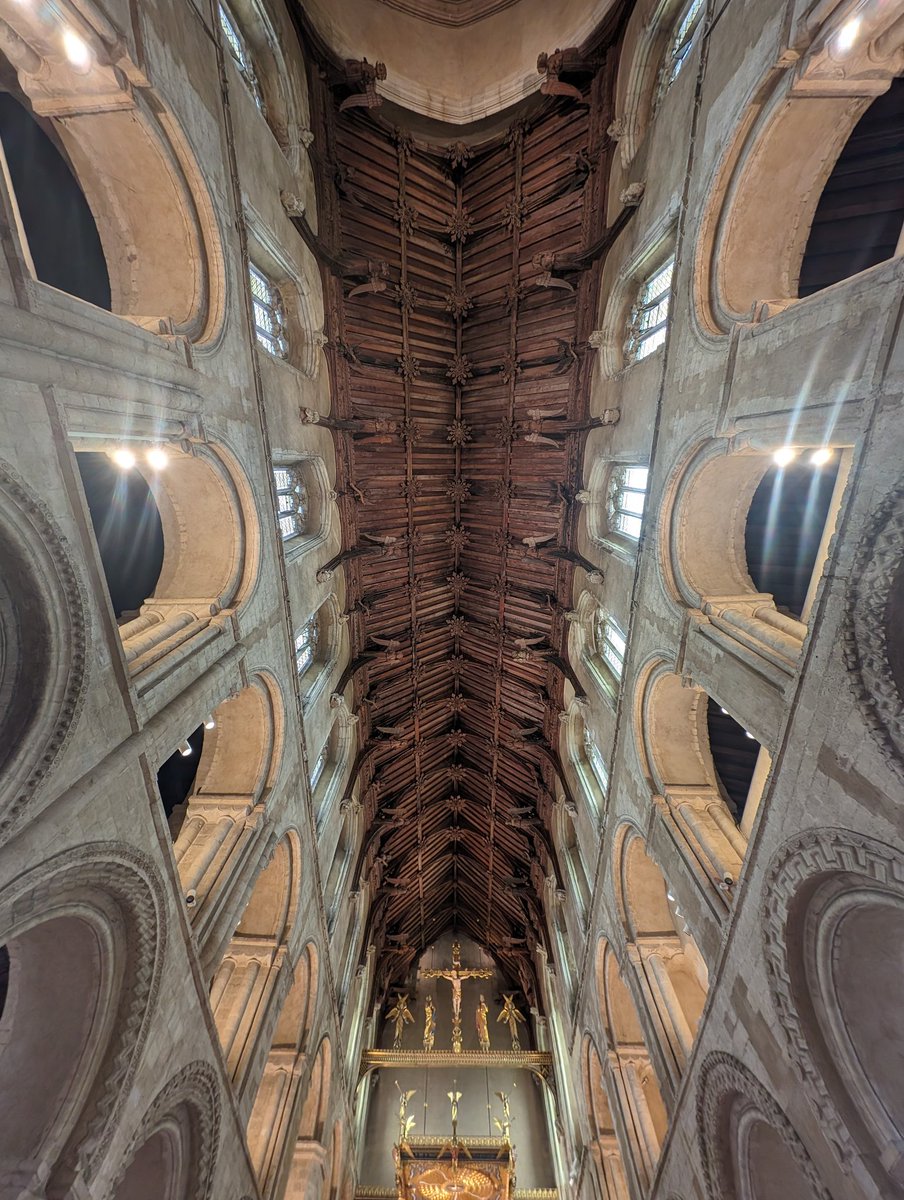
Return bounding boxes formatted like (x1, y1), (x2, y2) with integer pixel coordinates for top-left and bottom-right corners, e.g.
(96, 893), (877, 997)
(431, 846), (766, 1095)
(109, 1060), (220, 1200)
(0, 842), (167, 1185)
(761, 827), (904, 1175)
(0, 458), (90, 846)
(696, 1052), (831, 1200)
(842, 480), (904, 773)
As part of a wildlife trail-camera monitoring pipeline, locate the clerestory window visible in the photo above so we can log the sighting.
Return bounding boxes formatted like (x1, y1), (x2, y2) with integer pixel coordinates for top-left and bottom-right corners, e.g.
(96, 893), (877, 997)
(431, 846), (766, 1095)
(607, 465), (649, 542)
(657, 0), (705, 97)
(625, 257), (674, 363)
(309, 747), (327, 792)
(218, 3), (265, 112)
(594, 611), (627, 684)
(274, 466), (309, 540)
(249, 262), (288, 358)
(295, 615), (320, 676)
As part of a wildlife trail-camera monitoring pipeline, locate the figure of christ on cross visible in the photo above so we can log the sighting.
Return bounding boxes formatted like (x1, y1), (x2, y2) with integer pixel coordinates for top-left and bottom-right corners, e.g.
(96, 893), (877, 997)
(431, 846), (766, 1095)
(422, 939), (494, 1052)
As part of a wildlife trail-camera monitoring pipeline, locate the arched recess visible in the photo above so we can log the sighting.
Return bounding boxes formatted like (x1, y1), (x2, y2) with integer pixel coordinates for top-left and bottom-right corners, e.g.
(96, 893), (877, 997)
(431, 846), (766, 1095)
(638, 664), (748, 897)
(611, 0), (702, 168)
(697, 1053), (830, 1200)
(74, 441), (257, 694)
(0, 13), (225, 340)
(245, 942), (320, 1195)
(223, 0), (312, 174)
(666, 441), (845, 683)
(173, 675), (284, 957)
(0, 843), (165, 1200)
(0, 459), (89, 846)
(697, 7), (904, 333)
(582, 1035), (630, 1200)
(273, 456), (332, 559)
(560, 698), (610, 820)
(208, 832), (301, 1093)
(596, 939), (669, 1191)
(301, 595), (345, 713)
(763, 829), (904, 1196)
(286, 1038), (334, 1200)
(614, 825), (708, 1077)
(109, 1061), (220, 1200)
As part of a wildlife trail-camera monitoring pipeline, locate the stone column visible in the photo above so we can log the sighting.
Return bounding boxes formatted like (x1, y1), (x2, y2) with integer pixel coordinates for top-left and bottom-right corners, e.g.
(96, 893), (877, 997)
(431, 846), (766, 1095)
(611, 1048), (662, 1185)
(285, 1140), (329, 1200)
(634, 936), (696, 1066)
(210, 938), (282, 1084)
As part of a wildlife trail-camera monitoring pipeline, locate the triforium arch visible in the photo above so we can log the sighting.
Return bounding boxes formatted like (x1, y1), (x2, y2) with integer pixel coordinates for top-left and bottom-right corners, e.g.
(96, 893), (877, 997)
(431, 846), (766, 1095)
(763, 828), (904, 1197)
(0, 1), (225, 339)
(613, 822), (708, 1081)
(107, 1061), (221, 1200)
(664, 437), (844, 683)
(173, 673), (285, 959)
(636, 660), (747, 900)
(287, 1036), (333, 1200)
(0, 842), (166, 1200)
(595, 937), (669, 1192)
(695, 3), (904, 332)
(582, 1034), (631, 1200)
(208, 831), (302, 1100)
(0, 459), (89, 846)
(245, 940), (320, 1195)
(696, 1052), (831, 1200)
(73, 433), (258, 693)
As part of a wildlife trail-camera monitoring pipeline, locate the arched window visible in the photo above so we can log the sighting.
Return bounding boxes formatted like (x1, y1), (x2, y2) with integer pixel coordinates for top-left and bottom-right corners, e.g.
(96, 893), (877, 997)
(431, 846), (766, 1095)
(594, 611), (628, 694)
(295, 615), (320, 676)
(656, 0), (704, 98)
(218, 3), (265, 112)
(309, 746), (328, 793)
(625, 257), (674, 363)
(274, 465), (309, 540)
(249, 262), (288, 358)
(0, 93), (111, 309)
(607, 465), (649, 542)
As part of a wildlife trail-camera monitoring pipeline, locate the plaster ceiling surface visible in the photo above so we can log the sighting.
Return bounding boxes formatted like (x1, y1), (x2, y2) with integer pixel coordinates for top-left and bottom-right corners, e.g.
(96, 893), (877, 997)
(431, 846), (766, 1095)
(299, 0), (618, 123)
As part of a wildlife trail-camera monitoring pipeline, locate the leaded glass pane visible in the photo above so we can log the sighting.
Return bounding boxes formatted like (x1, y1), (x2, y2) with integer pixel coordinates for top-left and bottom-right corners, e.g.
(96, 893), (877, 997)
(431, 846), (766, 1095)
(583, 727), (609, 793)
(273, 465), (308, 539)
(625, 258), (674, 364)
(660, 0), (705, 93)
(295, 615), (320, 675)
(607, 465), (649, 541)
(249, 263), (288, 358)
(218, 3), (265, 111)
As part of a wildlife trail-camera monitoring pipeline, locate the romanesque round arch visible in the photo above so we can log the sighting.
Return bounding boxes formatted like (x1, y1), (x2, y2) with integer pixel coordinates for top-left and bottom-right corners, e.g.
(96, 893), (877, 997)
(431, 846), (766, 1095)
(693, 8), (904, 335)
(108, 1061), (220, 1200)
(0, 459), (90, 845)
(696, 1052), (831, 1200)
(763, 827), (904, 1192)
(0, 842), (166, 1194)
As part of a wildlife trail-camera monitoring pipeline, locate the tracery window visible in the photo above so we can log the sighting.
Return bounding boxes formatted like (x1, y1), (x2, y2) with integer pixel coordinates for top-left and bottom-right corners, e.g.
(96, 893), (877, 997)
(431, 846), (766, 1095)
(295, 615), (320, 676)
(218, 3), (265, 112)
(273, 466), (308, 540)
(657, 0), (704, 96)
(249, 262), (288, 358)
(625, 257), (674, 363)
(594, 612), (627, 684)
(607, 465), (649, 541)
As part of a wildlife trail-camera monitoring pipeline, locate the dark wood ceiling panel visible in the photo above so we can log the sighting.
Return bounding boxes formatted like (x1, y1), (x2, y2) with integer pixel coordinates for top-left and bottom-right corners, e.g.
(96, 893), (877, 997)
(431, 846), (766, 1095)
(291, 6), (631, 1005)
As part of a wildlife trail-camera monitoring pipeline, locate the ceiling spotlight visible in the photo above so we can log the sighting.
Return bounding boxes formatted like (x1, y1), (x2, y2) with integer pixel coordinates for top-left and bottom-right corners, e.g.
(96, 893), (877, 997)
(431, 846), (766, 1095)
(720, 707), (729, 715)
(110, 448), (137, 470)
(146, 446), (169, 470)
(836, 15), (861, 53)
(204, 713), (216, 729)
(62, 27), (91, 68)
(744, 730), (755, 739)
(810, 447), (833, 466)
(178, 739), (193, 757)
(773, 446), (797, 467)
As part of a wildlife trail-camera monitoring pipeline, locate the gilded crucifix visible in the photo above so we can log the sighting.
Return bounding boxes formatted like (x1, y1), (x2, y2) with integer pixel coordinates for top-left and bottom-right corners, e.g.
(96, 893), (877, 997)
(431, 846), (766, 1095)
(422, 939), (493, 1052)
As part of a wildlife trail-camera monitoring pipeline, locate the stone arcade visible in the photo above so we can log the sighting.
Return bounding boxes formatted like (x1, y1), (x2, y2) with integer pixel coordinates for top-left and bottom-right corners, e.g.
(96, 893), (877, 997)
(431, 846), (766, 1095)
(0, 0), (902, 1198)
